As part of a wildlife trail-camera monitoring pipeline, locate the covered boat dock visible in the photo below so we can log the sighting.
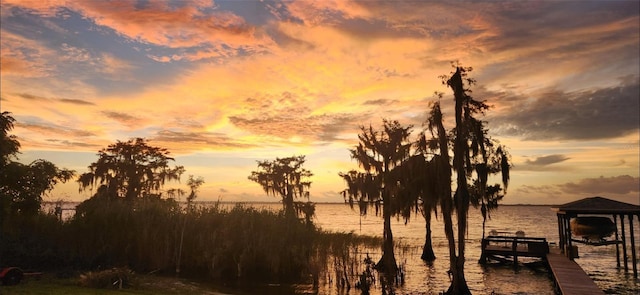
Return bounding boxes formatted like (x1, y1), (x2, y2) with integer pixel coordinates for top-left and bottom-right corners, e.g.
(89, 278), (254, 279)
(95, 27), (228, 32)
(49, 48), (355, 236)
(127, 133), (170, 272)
(552, 196), (640, 278)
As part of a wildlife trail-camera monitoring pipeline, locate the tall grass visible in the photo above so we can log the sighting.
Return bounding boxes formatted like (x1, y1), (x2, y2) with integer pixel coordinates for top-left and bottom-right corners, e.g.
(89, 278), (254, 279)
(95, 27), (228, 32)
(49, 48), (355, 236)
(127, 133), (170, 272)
(2, 199), (409, 294)
(0, 212), (68, 269)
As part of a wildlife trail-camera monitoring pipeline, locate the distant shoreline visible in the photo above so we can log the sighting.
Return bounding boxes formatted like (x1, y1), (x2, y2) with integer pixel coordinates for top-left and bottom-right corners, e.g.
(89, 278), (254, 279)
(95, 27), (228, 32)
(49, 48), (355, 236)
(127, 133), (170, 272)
(42, 200), (561, 206)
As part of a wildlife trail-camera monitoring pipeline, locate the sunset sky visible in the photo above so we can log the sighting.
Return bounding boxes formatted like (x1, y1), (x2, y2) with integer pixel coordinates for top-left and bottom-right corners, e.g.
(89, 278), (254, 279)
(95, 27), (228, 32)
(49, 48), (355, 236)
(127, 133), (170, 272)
(1, 0), (638, 205)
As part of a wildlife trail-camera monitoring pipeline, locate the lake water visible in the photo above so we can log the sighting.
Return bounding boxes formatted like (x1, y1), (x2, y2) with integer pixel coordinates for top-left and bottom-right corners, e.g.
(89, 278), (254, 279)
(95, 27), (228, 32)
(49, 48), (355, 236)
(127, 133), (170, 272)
(47, 202), (639, 294)
(306, 203), (640, 295)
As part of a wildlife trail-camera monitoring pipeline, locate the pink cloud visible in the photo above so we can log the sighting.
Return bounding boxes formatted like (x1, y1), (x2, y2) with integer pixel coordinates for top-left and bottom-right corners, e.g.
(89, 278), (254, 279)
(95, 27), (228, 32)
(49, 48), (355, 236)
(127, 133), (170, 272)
(0, 31), (55, 77)
(3, 0), (276, 61)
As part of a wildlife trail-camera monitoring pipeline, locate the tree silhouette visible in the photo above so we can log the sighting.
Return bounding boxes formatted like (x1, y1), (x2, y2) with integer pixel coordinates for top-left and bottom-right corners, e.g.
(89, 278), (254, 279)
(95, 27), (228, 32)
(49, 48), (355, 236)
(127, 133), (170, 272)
(0, 111), (20, 167)
(412, 125), (447, 262)
(0, 112), (75, 216)
(433, 64), (510, 294)
(248, 155), (312, 218)
(78, 138), (185, 200)
(420, 100), (457, 269)
(340, 120), (412, 274)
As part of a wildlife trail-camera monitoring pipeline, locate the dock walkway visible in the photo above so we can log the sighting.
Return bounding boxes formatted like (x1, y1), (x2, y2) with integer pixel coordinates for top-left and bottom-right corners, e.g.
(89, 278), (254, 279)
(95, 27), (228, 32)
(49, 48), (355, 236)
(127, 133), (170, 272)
(546, 251), (603, 295)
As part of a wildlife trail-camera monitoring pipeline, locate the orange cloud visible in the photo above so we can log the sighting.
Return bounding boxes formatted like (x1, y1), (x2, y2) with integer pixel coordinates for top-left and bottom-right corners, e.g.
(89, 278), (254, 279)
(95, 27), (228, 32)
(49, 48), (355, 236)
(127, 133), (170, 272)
(71, 0), (276, 61)
(0, 0), (67, 17)
(0, 30), (55, 77)
(2, 0), (277, 62)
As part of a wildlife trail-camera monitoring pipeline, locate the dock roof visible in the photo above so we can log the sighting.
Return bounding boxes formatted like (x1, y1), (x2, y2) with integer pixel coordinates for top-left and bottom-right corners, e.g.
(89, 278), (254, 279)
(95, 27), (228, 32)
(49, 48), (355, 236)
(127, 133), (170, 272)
(552, 196), (640, 215)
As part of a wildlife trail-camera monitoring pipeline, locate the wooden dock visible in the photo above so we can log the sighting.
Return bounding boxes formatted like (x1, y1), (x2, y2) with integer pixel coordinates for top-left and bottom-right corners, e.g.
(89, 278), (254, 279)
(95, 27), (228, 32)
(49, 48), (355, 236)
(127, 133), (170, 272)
(481, 236), (604, 294)
(546, 250), (604, 295)
(480, 235), (549, 265)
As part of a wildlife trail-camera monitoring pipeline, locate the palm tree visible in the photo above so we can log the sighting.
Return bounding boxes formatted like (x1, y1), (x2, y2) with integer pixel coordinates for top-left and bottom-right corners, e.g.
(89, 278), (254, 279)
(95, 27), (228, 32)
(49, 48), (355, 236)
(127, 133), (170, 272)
(340, 120), (412, 274)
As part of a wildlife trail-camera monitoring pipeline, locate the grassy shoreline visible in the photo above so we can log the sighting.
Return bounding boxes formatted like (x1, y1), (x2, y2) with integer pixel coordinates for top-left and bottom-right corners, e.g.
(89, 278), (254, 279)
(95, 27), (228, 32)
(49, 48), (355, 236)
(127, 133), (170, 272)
(1, 273), (232, 295)
(2, 201), (386, 295)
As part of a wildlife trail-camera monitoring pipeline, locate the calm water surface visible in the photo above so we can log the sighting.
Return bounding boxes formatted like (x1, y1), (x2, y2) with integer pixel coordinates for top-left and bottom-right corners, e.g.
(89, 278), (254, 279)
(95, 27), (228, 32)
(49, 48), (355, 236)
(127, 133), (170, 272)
(308, 203), (639, 295)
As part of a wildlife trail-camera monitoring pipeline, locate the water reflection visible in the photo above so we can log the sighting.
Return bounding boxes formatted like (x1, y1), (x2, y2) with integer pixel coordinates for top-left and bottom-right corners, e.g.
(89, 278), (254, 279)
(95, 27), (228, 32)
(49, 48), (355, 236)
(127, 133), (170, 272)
(313, 204), (638, 295)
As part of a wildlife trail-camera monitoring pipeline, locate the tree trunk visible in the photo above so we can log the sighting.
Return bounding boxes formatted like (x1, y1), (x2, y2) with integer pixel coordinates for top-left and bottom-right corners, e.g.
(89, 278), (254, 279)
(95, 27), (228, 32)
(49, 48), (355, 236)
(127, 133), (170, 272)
(377, 204), (398, 274)
(479, 215), (488, 264)
(284, 190), (295, 218)
(446, 261), (472, 295)
(445, 190), (471, 295)
(421, 209), (436, 261)
(442, 200), (458, 289)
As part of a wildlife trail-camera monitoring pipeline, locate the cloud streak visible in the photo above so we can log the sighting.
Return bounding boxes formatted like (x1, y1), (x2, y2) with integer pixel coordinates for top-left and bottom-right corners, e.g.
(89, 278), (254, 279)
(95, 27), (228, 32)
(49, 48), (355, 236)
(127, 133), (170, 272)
(12, 93), (94, 105)
(152, 129), (256, 150)
(517, 154), (571, 171)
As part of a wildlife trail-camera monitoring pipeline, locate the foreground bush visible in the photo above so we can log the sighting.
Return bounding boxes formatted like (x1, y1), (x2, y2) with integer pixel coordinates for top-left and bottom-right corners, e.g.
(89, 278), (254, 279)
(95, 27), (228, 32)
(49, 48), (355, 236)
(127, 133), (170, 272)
(0, 212), (69, 269)
(78, 267), (135, 289)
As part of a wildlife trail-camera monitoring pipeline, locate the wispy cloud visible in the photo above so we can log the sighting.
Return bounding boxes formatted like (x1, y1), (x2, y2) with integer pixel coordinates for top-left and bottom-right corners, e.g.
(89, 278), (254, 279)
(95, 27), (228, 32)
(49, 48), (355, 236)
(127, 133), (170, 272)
(12, 93), (94, 105)
(363, 98), (399, 106)
(45, 138), (99, 149)
(58, 98), (94, 105)
(525, 155), (571, 166)
(18, 122), (95, 138)
(101, 111), (142, 128)
(0, 30), (56, 77)
(151, 129), (255, 150)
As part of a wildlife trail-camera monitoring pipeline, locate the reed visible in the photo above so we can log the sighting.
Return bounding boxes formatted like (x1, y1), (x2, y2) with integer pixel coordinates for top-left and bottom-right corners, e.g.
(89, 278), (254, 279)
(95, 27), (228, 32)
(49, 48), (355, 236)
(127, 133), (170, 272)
(0, 211), (67, 269)
(1, 200), (399, 292)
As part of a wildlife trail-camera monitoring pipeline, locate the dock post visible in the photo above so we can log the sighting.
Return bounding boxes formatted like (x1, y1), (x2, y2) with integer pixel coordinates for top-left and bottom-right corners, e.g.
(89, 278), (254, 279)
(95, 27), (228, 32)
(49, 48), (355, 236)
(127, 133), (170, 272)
(629, 214), (637, 278)
(512, 238), (518, 269)
(480, 239), (487, 264)
(557, 214), (565, 254)
(566, 215), (574, 260)
(614, 214), (621, 268)
(621, 214), (628, 272)
(564, 215), (570, 255)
